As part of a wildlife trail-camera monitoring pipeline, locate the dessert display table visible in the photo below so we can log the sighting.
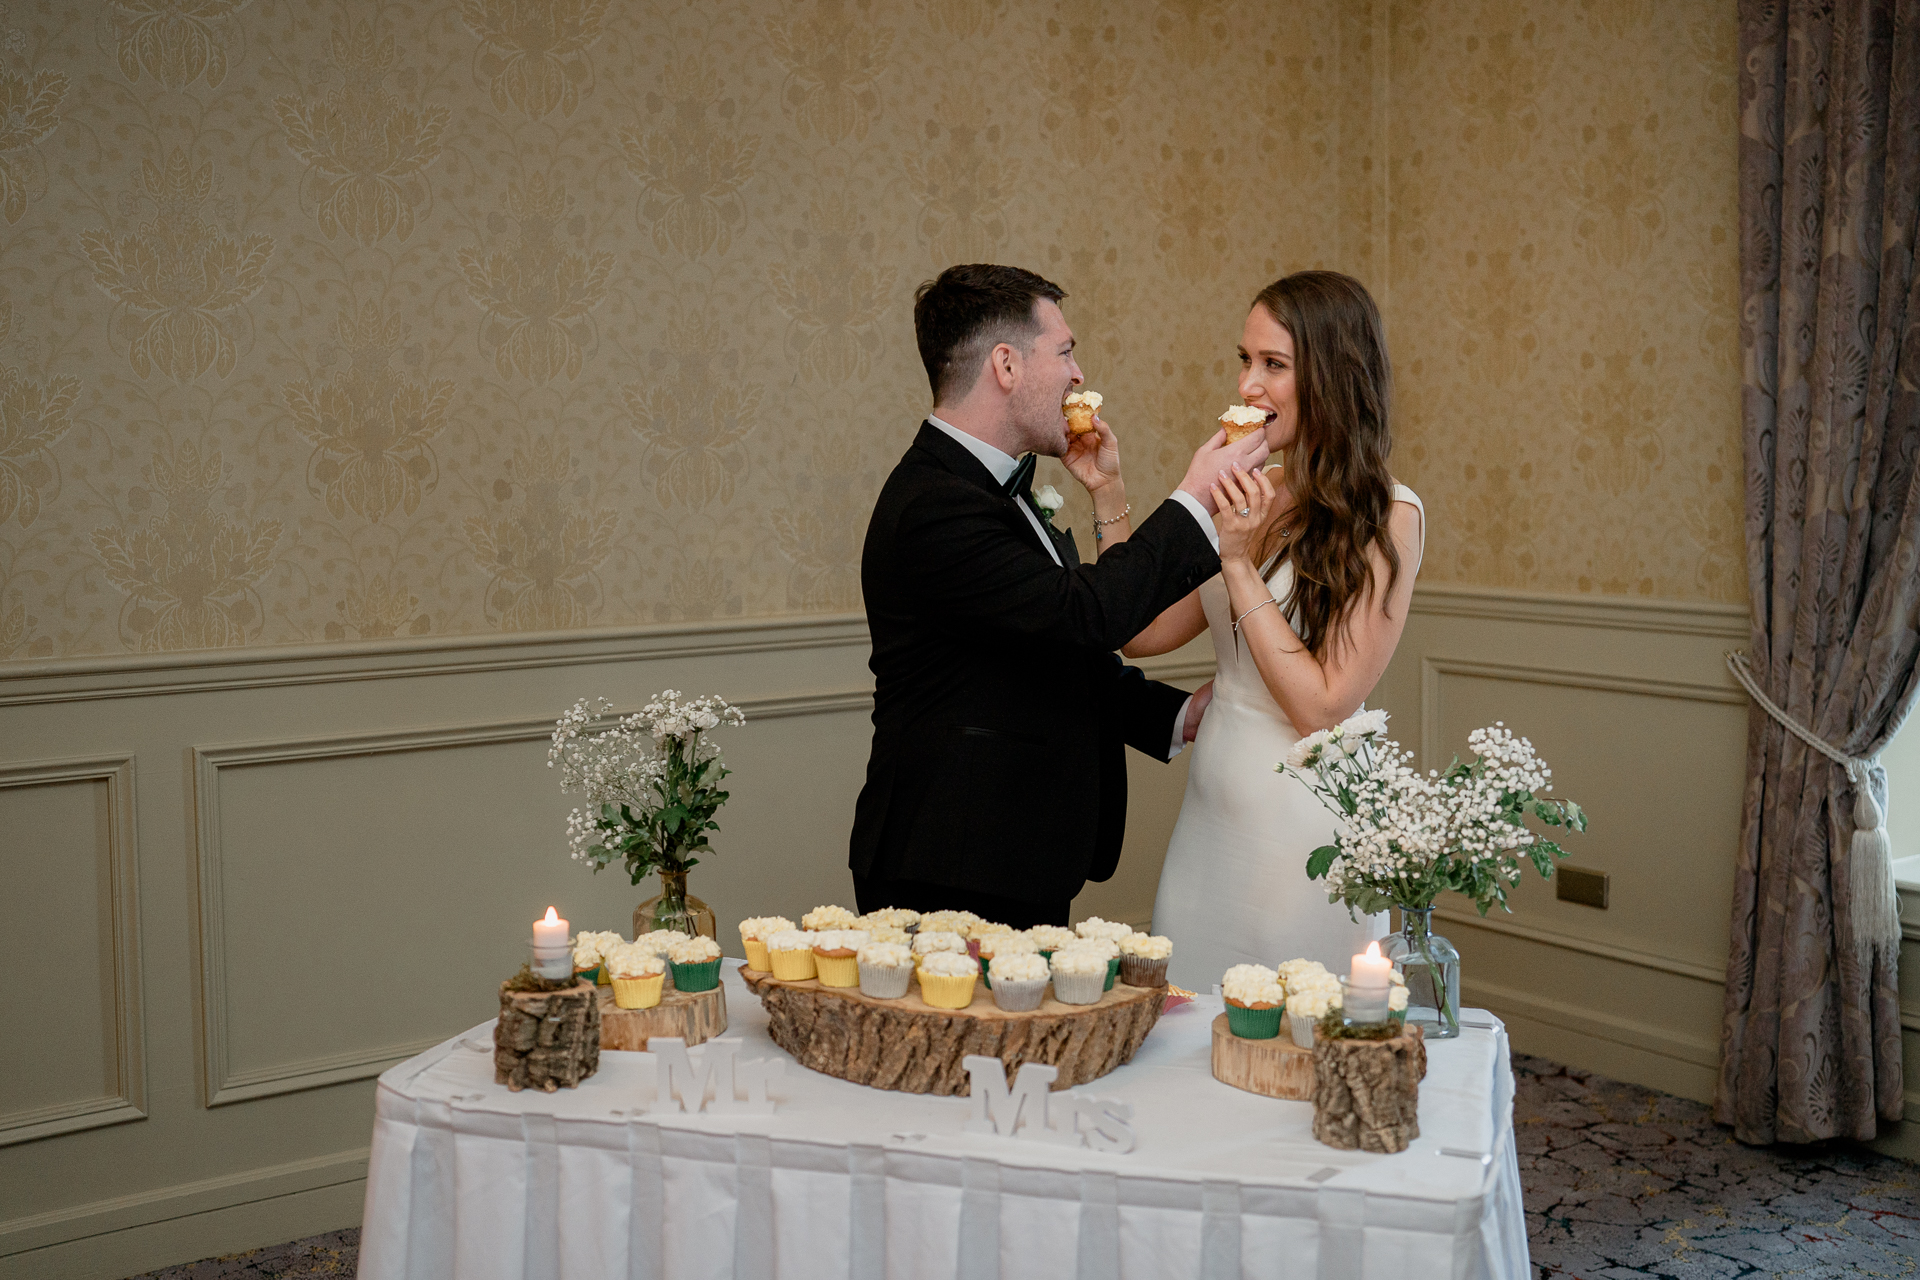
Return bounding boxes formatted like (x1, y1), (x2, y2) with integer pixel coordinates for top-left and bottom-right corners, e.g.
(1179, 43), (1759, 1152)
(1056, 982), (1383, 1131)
(741, 965), (1163, 1094)
(358, 964), (1528, 1280)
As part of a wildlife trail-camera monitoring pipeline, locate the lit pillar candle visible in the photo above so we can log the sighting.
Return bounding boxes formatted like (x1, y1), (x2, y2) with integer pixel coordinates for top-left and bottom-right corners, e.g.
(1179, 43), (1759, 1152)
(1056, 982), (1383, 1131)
(1346, 940), (1393, 1022)
(531, 906), (573, 979)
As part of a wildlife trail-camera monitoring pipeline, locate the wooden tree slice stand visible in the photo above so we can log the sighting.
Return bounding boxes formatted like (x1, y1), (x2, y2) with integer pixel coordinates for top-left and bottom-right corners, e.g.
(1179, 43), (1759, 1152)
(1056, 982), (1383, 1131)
(597, 984), (728, 1051)
(1311, 1024), (1427, 1154)
(1210, 1013), (1315, 1100)
(740, 965), (1165, 1095)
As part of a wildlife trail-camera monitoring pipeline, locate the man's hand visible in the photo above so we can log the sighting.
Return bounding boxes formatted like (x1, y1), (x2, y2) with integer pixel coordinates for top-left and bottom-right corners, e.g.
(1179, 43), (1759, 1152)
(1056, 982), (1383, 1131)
(1176, 429), (1271, 512)
(1182, 680), (1214, 744)
(1062, 414), (1122, 493)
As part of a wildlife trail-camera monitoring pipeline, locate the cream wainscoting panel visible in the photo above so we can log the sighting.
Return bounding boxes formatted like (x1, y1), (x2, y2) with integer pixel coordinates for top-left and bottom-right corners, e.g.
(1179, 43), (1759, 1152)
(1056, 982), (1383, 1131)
(190, 693), (872, 1107)
(1375, 584), (1750, 1104)
(0, 755), (145, 1146)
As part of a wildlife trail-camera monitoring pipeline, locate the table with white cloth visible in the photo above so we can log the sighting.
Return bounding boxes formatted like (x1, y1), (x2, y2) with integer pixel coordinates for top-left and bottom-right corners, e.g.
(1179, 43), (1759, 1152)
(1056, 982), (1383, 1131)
(357, 965), (1529, 1280)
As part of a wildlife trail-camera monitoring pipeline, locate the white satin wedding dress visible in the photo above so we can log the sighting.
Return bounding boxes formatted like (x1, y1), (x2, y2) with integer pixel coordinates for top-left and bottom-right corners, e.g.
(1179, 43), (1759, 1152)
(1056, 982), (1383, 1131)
(1152, 485), (1424, 990)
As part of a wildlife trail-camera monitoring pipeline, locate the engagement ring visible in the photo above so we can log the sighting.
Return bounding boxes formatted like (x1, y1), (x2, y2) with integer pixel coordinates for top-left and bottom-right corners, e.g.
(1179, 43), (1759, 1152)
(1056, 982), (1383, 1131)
(1236, 507), (1251, 517)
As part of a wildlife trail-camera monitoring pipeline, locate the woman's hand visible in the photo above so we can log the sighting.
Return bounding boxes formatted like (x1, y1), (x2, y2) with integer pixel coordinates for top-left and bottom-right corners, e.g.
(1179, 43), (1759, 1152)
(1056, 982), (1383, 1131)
(1210, 466), (1274, 563)
(1062, 414), (1122, 493)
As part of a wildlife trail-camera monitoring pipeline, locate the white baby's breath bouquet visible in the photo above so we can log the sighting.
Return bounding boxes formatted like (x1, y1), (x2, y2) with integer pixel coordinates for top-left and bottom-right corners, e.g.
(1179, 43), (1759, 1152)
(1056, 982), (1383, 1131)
(549, 690), (746, 884)
(1277, 710), (1586, 918)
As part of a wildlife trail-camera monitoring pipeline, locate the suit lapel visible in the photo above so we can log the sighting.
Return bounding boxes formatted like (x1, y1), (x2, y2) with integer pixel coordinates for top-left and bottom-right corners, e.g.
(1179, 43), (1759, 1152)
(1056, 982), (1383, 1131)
(913, 421), (1066, 564)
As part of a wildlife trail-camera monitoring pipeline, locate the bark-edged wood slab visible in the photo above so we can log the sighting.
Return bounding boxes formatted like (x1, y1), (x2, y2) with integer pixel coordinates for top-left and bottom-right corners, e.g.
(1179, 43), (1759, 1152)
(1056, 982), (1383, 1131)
(597, 984), (727, 1051)
(493, 979), (600, 1091)
(1310, 1024), (1426, 1153)
(740, 965), (1165, 1095)
(1210, 1013), (1315, 1100)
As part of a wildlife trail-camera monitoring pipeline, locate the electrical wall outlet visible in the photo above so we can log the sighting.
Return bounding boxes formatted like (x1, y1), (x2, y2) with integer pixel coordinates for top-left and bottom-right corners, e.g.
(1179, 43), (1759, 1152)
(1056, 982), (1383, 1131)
(1555, 865), (1609, 909)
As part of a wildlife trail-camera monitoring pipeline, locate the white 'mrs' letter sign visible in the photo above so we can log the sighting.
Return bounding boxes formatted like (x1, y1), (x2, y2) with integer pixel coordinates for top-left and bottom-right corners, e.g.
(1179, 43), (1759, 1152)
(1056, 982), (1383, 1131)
(960, 1055), (1136, 1153)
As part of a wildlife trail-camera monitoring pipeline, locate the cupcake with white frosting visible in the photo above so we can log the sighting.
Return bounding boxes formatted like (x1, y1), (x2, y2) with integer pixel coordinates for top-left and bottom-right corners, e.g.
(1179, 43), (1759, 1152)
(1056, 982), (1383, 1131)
(1117, 933), (1173, 988)
(801, 904), (859, 932)
(666, 935), (723, 992)
(737, 916), (793, 972)
(1064, 936), (1122, 990)
(988, 952), (1050, 1012)
(605, 944), (667, 1009)
(917, 950), (978, 1009)
(910, 930), (968, 970)
(1050, 948), (1109, 1005)
(812, 929), (871, 988)
(1223, 963), (1285, 1039)
(856, 941), (914, 999)
(1025, 924), (1077, 956)
(976, 932), (1038, 986)
(766, 928), (818, 981)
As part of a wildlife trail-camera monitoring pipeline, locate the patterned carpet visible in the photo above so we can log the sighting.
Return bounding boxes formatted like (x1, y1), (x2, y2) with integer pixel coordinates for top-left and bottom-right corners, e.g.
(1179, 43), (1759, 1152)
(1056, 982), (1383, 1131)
(121, 1056), (1919, 1279)
(1516, 1054), (1920, 1278)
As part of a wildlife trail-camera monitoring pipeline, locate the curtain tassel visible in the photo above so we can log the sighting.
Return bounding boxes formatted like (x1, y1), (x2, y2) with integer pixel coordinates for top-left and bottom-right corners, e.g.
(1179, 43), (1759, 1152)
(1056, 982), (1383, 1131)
(1726, 652), (1899, 963)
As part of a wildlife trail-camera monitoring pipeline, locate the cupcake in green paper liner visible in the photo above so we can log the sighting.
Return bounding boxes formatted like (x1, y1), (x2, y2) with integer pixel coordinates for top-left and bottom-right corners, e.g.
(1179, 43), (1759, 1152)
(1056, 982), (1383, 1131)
(666, 936), (723, 993)
(1223, 964), (1285, 1039)
(1389, 978), (1409, 1026)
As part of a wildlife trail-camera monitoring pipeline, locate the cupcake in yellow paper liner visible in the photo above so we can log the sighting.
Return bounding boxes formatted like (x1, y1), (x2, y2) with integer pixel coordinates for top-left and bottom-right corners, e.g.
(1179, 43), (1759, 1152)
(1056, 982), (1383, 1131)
(737, 916), (792, 971)
(812, 929), (870, 988)
(1063, 389), (1102, 435)
(606, 945), (667, 1010)
(917, 951), (979, 1009)
(766, 928), (818, 980)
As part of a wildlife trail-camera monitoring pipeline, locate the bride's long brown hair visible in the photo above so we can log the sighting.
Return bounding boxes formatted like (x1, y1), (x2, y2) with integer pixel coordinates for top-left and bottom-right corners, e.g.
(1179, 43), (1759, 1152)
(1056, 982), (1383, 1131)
(1248, 271), (1399, 659)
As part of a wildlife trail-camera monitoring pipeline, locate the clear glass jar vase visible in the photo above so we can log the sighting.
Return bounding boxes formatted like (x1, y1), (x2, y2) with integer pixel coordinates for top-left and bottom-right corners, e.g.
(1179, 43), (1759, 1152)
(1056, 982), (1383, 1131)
(633, 868), (717, 941)
(1380, 906), (1460, 1039)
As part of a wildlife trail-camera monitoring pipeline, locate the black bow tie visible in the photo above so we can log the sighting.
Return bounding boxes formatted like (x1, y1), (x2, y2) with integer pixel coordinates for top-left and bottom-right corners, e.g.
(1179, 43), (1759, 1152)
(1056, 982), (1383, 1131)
(1003, 452), (1037, 502)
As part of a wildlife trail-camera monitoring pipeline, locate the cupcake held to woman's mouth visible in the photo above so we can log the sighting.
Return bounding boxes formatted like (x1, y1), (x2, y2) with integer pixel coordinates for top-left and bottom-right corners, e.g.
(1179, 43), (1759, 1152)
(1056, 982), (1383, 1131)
(1219, 403), (1275, 442)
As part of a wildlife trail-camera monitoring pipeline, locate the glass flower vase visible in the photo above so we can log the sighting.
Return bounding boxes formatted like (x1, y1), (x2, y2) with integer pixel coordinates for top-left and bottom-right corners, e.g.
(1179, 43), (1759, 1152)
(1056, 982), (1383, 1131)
(633, 868), (717, 941)
(1381, 905), (1460, 1039)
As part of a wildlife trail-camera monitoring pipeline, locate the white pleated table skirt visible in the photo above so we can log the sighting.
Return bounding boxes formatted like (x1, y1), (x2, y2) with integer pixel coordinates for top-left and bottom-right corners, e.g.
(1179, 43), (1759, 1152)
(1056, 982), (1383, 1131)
(356, 966), (1528, 1280)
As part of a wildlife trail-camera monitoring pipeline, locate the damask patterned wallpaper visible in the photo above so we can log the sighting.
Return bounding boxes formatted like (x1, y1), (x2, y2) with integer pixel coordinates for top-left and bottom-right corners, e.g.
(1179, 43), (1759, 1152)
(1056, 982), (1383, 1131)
(0, 0), (1735, 663)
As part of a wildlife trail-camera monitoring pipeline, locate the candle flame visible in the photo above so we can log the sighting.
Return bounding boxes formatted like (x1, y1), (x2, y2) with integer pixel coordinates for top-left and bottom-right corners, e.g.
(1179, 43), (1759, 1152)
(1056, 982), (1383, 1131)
(1365, 940), (1382, 959)
(543, 906), (558, 923)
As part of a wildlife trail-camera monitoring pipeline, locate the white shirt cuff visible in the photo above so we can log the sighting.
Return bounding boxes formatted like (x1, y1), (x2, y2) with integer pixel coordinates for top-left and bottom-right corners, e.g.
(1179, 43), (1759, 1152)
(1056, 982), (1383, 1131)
(1169, 694), (1193, 760)
(1168, 490), (1221, 553)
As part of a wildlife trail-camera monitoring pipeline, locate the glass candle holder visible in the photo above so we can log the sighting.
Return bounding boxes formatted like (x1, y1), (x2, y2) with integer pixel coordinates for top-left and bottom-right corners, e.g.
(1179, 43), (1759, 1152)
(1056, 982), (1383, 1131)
(1339, 976), (1392, 1024)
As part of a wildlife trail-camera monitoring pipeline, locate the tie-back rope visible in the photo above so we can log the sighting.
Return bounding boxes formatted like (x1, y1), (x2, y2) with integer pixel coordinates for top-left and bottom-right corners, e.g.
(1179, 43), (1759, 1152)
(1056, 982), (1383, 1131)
(1725, 650), (1899, 960)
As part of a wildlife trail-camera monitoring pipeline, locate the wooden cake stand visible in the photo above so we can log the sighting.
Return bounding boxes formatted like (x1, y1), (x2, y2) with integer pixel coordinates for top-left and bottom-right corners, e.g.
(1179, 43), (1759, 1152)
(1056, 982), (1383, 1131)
(596, 983), (727, 1051)
(740, 965), (1166, 1095)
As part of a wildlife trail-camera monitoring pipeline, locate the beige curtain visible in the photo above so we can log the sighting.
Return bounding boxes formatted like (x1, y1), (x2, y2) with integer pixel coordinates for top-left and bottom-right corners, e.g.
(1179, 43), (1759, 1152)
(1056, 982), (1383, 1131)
(1719, 0), (1920, 1144)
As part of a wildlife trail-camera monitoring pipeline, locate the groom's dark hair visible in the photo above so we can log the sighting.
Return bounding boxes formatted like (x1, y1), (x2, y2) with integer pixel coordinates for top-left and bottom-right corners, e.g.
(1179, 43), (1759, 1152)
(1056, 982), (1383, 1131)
(914, 264), (1067, 403)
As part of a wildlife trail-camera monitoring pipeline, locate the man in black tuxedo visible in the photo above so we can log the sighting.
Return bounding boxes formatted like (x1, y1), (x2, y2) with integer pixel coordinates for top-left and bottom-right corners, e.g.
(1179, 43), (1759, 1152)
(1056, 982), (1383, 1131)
(849, 264), (1270, 927)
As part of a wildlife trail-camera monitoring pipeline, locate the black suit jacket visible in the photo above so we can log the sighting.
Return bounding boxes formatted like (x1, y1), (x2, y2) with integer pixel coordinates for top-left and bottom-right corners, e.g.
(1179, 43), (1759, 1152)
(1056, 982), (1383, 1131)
(848, 422), (1222, 904)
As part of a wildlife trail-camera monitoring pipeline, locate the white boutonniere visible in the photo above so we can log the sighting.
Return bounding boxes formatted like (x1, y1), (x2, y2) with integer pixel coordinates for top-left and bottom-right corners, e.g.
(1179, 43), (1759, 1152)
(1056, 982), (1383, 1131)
(1033, 484), (1064, 521)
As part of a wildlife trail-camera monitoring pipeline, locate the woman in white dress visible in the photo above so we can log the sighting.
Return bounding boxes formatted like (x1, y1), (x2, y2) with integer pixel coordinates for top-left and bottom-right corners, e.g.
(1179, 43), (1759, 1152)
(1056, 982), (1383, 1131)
(1124, 272), (1425, 989)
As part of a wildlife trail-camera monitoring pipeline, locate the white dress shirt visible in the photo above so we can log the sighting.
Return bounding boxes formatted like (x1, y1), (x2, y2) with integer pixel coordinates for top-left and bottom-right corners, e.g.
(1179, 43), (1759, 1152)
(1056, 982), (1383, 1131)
(925, 415), (1212, 758)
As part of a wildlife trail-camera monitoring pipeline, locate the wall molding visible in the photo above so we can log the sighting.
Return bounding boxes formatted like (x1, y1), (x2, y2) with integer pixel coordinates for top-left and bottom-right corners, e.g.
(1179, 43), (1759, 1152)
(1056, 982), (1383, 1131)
(0, 755), (145, 1147)
(0, 1147), (367, 1257)
(1433, 906), (1728, 986)
(0, 612), (869, 708)
(1409, 582), (1749, 639)
(1462, 973), (1722, 1070)
(1418, 653), (1746, 772)
(189, 689), (874, 1107)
